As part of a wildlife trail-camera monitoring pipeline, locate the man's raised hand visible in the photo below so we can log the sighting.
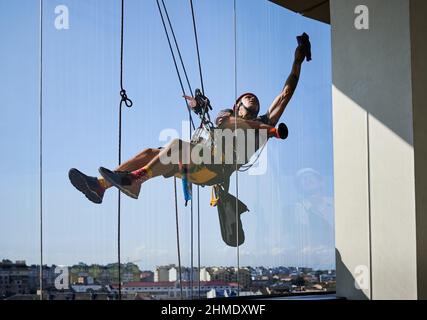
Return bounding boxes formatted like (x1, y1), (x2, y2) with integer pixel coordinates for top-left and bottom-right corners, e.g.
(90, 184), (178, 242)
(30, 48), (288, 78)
(183, 95), (197, 109)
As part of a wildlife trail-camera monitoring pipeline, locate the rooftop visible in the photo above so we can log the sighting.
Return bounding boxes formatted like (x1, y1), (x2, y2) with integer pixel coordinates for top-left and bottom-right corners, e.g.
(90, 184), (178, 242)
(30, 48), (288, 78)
(112, 281), (239, 289)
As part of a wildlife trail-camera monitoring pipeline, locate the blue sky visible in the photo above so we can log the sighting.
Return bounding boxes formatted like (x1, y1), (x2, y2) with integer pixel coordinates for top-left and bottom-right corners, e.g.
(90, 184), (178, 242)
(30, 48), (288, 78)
(0, 0), (334, 270)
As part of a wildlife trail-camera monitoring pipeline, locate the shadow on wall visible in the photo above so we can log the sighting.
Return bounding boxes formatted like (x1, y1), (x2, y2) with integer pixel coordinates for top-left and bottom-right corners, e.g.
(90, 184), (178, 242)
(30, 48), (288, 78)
(335, 249), (369, 300)
(332, 0), (414, 146)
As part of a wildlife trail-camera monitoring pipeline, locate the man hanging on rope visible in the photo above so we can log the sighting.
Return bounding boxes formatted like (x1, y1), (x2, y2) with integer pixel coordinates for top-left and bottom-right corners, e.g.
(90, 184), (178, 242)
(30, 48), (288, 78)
(69, 33), (311, 204)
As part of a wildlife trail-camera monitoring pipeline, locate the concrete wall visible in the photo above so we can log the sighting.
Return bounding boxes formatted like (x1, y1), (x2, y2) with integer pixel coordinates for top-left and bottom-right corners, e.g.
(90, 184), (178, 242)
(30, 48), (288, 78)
(331, 0), (425, 299)
(410, 0), (427, 300)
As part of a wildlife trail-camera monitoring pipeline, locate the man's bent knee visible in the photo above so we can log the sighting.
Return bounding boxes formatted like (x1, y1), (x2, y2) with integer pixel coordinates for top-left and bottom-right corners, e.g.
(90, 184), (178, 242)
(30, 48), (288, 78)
(163, 139), (191, 164)
(144, 148), (160, 156)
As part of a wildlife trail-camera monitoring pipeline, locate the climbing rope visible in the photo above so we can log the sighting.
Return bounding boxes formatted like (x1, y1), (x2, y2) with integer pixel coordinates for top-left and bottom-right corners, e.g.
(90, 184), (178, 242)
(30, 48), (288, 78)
(160, 0), (194, 98)
(233, 0), (240, 297)
(197, 186), (201, 299)
(119, 0), (133, 109)
(189, 0), (207, 299)
(173, 177), (184, 298)
(156, 0), (194, 298)
(117, 0), (133, 300)
(156, 0), (195, 130)
(238, 141), (268, 172)
(38, 0), (44, 301)
(190, 0), (205, 96)
(157, 0), (208, 299)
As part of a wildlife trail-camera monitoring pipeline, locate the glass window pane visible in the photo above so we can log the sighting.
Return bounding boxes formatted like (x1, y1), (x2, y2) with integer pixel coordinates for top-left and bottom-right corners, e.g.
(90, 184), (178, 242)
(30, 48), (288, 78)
(0, 0), (334, 300)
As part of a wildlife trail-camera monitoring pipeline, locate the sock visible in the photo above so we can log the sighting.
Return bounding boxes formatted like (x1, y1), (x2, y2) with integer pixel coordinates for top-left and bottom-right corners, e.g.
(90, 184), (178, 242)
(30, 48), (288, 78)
(98, 177), (111, 190)
(131, 167), (153, 181)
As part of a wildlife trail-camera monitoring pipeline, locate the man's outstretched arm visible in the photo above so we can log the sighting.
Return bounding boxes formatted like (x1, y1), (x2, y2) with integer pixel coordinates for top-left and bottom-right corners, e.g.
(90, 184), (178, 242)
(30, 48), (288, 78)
(219, 116), (284, 139)
(266, 40), (309, 127)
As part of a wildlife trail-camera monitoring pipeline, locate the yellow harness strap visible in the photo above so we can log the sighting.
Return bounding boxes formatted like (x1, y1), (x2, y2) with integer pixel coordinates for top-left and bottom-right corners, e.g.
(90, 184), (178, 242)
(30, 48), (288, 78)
(210, 185), (220, 207)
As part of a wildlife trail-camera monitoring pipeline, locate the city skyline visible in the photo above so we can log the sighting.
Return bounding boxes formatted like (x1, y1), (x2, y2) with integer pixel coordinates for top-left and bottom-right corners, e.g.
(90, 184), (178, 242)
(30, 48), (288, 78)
(1, 257), (335, 299)
(0, 257), (336, 272)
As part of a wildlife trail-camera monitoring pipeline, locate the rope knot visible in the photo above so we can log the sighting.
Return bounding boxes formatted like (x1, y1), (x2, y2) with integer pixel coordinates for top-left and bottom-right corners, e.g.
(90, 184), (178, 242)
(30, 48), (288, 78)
(120, 89), (133, 108)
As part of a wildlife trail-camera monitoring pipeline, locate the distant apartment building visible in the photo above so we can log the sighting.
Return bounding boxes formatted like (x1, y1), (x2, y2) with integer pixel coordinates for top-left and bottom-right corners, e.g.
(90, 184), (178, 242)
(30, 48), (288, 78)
(169, 267), (203, 282)
(114, 281), (238, 299)
(155, 265), (211, 283)
(69, 262), (141, 285)
(210, 267), (251, 289)
(0, 260), (30, 297)
(30, 265), (56, 291)
(154, 265), (171, 282)
(139, 271), (154, 282)
(71, 284), (104, 293)
(199, 268), (211, 282)
(0, 260), (56, 298)
(122, 272), (135, 283)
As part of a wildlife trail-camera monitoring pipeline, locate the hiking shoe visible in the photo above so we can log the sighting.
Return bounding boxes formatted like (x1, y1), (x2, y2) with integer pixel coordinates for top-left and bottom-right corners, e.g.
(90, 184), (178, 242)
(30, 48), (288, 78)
(68, 168), (105, 204)
(98, 167), (141, 199)
(297, 32), (312, 62)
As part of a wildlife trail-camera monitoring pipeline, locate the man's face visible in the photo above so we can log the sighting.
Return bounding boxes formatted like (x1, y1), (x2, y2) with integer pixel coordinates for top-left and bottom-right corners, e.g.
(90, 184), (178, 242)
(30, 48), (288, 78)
(237, 94), (260, 119)
(300, 173), (321, 194)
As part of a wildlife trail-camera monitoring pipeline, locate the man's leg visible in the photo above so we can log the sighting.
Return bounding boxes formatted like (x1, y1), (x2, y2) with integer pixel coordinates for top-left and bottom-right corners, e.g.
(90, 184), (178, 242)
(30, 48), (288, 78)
(134, 139), (189, 178)
(117, 148), (161, 171)
(98, 148), (161, 189)
(112, 138), (189, 181)
(99, 139), (206, 199)
(69, 147), (160, 204)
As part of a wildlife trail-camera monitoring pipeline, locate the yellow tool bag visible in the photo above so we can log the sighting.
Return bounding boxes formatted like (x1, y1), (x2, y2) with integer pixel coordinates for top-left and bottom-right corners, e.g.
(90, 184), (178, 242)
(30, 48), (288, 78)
(211, 183), (249, 247)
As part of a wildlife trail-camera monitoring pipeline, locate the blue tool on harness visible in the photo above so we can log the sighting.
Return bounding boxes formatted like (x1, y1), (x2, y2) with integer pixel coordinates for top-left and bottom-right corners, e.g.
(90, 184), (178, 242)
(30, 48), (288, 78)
(179, 162), (192, 206)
